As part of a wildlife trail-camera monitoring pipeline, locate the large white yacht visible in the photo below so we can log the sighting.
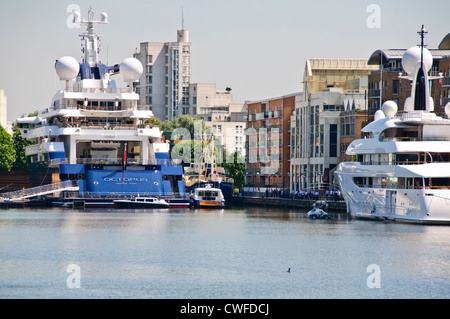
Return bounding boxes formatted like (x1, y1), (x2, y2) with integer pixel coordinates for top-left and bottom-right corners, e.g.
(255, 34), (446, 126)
(335, 28), (450, 224)
(14, 8), (188, 206)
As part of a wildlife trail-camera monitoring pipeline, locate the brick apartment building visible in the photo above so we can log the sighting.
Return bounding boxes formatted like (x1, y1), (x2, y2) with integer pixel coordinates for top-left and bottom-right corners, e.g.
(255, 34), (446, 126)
(245, 93), (300, 189)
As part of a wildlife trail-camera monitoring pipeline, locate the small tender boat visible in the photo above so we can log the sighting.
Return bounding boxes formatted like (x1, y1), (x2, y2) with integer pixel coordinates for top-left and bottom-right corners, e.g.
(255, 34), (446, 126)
(166, 198), (191, 208)
(307, 200), (331, 219)
(190, 184), (225, 208)
(113, 197), (169, 208)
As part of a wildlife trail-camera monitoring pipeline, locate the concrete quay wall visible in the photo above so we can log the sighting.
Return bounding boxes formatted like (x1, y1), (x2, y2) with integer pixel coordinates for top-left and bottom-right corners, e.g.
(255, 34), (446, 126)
(230, 196), (347, 212)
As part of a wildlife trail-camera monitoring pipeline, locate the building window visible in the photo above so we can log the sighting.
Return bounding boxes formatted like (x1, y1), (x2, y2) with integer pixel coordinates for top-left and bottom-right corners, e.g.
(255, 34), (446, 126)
(193, 97), (197, 105)
(329, 124), (337, 158)
(147, 76), (152, 84)
(393, 80), (399, 95)
(182, 77), (190, 85)
(182, 66), (190, 75)
(146, 65), (152, 74)
(182, 56), (190, 64)
(147, 86), (152, 94)
(147, 96), (152, 105)
(182, 46), (190, 53)
(146, 55), (153, 64)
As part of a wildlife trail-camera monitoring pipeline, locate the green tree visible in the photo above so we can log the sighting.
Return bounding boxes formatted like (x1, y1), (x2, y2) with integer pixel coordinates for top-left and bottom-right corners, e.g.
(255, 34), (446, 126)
(146, 116), (161, 127)
(12, 127), (33, 170)
(223, 151), (245, 189)
(0, 125), (15, 172)
(157, 114), (206, 139)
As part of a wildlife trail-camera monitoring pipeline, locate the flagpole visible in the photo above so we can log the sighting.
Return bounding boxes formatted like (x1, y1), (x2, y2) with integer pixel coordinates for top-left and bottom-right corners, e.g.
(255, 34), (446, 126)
(123, 142), (127, 184)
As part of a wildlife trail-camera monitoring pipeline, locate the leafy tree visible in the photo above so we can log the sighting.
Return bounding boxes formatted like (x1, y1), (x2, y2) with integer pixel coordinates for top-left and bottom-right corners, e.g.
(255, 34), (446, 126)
(223, 151), (245, 189)
(146, 116), (161, 127)
(157, 114), (206, 139)
(12, 127), (33, 170)
(0, 125), (15, 172)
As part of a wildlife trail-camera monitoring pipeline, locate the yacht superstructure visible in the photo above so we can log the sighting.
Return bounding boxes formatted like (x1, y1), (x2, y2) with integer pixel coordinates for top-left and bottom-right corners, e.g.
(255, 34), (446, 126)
(335, 27), (450, 224)
(16, 8), (187, 202)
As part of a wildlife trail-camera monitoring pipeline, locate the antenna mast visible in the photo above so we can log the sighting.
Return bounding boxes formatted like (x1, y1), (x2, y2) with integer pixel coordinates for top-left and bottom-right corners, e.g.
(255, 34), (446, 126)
(182, 6), (184, 30)
(77, 7), (108, 67)
(418, 25), (428, 69)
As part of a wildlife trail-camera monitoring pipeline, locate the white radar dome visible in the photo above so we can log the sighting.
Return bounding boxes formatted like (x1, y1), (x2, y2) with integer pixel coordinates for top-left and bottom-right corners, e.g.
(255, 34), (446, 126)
(374, 109), (386, 121)
(100, 12), (108, 23)
(382, 100), (398, 118)
(120, 58), (143, 82)
(55, 56), (79, 80)
(404, 97), (414, 112)
(402, 46), (433, 75)
(445, 102), (450, 118)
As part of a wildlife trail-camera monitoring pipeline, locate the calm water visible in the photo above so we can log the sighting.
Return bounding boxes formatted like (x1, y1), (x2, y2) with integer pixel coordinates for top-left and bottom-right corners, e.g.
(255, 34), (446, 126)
(0, 206), (449, 299)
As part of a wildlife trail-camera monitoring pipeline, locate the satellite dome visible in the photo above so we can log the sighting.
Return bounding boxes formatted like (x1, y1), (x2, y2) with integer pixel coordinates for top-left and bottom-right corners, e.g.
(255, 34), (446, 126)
(382, 100), (398, 118)
(120, 58), (143, 82)
(404, 97), (414, 112)
(402, 46), (433, 75)
(100, 12), (108, 23)
(55, 56), (79, 80)
(374, 110), (386, 121)
(445, 102), (450, 118)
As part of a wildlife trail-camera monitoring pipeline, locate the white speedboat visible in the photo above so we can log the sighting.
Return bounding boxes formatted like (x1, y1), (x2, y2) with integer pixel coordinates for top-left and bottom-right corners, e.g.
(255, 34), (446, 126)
(307, 200), (331, 220)
(190, 184), (225, 208)
(335, 27), (450, 224)
(114, 197), (169, 208)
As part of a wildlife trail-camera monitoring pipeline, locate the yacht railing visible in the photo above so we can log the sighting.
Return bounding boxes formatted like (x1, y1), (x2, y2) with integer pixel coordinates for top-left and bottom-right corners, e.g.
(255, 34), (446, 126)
(65, 87), (134, 94)
(75, 158), (181, 166)
(42, 104), (152, 114)
(381, 136), (450, 142)
(62, 191), (189, 199)
(359, 160), (447, 165)
(60, 122), (156, 130)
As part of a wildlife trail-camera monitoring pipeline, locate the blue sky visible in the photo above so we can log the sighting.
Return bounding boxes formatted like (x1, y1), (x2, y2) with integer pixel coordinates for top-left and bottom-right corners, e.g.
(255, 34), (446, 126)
(1, 0), (449, 121)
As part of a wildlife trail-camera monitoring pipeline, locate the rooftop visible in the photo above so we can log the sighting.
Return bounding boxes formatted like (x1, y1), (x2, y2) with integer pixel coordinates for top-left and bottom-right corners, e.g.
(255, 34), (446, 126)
(368, 49), (450, 65)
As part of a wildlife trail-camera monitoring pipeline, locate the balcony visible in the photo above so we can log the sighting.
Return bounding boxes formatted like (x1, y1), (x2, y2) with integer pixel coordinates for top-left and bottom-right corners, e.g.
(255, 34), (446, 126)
(368, 89), (380, 98)
(25, 144), (40, 156)
(441, 77), (450, 88)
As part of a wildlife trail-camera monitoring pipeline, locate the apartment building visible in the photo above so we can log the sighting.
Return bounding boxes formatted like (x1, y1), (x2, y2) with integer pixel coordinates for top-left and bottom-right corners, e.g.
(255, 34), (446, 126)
(290, 59), (376, 191)
(0, 89), (12, 134)
(133, 29), (191, 121)
(245, 93), (300, 189)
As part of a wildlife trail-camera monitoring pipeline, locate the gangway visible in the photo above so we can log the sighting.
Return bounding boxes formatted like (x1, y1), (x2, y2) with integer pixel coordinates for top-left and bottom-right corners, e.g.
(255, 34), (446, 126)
(0, 180), (79, 202)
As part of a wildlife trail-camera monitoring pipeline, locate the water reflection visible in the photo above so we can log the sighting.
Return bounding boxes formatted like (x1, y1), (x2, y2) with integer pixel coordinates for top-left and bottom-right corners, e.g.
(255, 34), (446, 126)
(0, 206), (449, 299)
